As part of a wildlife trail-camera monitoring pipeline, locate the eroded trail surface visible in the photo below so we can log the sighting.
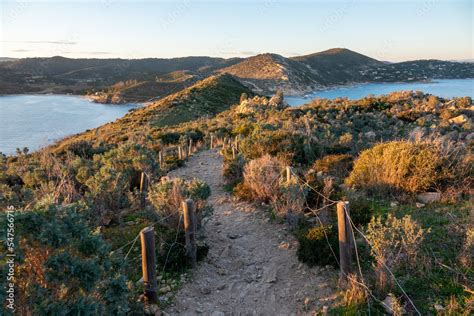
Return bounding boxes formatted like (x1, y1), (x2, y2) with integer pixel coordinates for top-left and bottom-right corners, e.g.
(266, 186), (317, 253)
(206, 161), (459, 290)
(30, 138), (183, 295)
(165, 149), (337, 315)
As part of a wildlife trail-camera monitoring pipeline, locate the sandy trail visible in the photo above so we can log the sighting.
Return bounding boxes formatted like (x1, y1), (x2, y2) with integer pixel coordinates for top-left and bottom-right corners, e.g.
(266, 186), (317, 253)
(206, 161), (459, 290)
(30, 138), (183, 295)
(165, 149), (337, 315)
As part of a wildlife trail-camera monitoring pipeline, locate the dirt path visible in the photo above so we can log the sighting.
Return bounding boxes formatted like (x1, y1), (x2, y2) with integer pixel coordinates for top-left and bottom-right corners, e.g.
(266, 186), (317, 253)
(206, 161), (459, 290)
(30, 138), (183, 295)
(165, 149), (338, 315)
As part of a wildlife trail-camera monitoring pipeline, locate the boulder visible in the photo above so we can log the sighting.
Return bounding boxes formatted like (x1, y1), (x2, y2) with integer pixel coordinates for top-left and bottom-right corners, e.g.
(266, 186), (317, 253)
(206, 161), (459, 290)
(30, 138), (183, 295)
(159, 285), (171, 294)
(365, 131), (376, 140)
(382, 294), (405, 315)
(434, 304), (445, 312)
(417, 192), (441, 204)
(449, 114), (468, 125)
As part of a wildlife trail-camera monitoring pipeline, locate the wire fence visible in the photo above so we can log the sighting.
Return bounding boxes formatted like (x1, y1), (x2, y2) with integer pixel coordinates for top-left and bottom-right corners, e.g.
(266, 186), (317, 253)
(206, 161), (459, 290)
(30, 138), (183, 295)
(112, 137), (422, 313)
(286, 164), (421, 315)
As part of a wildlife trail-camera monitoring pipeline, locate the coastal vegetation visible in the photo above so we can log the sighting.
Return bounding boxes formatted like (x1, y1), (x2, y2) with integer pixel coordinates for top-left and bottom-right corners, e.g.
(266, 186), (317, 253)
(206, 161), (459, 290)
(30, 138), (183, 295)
(1, 73), (472, 313)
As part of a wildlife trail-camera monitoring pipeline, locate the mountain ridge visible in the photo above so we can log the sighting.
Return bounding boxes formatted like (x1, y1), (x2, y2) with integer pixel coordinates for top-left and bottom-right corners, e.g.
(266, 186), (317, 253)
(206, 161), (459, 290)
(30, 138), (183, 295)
(1, 48), (472, 100)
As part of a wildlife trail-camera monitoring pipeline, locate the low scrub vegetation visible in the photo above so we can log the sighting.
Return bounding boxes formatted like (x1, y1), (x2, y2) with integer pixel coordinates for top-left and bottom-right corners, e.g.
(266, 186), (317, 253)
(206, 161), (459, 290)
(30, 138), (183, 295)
(1, 86), (472, 313)
(346, 139), (471, 196)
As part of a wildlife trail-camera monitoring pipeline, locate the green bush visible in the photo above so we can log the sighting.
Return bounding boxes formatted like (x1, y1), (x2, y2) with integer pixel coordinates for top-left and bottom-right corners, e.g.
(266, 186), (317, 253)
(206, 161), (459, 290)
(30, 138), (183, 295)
(347, 197), (375, 227)
(239, 129), (321, 165)
(222, 155), (245, 187)
(0, 203), (132, 315)
(296, 225), (339, 267)
(312, 154), (353, 179)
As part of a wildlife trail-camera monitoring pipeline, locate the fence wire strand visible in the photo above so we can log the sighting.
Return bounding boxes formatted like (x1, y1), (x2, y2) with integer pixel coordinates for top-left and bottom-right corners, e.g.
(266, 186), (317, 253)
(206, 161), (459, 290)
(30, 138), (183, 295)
(288, 165), (420, 315)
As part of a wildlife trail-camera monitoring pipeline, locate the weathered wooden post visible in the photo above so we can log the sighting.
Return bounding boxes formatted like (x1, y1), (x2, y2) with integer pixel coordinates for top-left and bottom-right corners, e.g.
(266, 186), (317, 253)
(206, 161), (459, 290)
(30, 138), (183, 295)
(223, 137), (227, 150)
(158, 151), (163, 168)
(182, 199), (197, 267)
(337, 201), (353, 285)
(232, 146), (236, 159)
(344, 202), (354, 254)
(188, 138), (193, 155)
(140, 226), (158, 304)
(183, 144), (188, 159)
(210, 135), (214, 149)
(286, 166), (292, 184)
(234, 136), (239, 151)
(140, 172), (148, 207)
(178, 146), (182, 160)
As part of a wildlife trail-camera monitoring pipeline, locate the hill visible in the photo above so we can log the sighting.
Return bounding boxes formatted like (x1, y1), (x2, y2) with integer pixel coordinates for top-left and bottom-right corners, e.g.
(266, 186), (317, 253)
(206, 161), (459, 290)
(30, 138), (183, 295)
(292, 48), (383, 83)
(360, 59), (474, 82)
(218, 53), (328, 95)
(86, 70), (201, 104)
(0, 56), (242, 96)
(1, 48), (472, 99)
(54, 73), (252, 150)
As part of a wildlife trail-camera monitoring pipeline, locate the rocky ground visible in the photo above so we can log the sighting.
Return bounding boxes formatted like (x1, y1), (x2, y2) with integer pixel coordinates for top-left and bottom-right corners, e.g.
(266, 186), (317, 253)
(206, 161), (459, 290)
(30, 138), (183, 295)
(164, 149), (338, 315)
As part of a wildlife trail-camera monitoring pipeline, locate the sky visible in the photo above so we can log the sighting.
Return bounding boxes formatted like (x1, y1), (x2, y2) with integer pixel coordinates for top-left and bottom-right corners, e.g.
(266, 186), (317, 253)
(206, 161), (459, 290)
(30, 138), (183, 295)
(1, 0), (472, 62)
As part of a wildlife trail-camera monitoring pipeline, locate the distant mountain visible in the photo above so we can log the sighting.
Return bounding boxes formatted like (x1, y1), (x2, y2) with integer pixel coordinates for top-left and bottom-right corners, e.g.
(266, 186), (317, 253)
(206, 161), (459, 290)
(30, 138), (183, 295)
(218, 48), (473, 95)
(0, 57), (18, 63)
(292, 48), (383, 84)
(1, 56), (241, 80)
(218, 53), (327, 94)
(359, 59), (474, 82)
(1, 48), (472, 100)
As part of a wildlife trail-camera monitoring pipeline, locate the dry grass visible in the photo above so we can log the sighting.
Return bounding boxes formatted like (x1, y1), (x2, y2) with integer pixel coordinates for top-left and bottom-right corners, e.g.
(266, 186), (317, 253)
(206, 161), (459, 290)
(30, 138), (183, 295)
(346, 137), (471, 195)
(243, 154), (283, 202)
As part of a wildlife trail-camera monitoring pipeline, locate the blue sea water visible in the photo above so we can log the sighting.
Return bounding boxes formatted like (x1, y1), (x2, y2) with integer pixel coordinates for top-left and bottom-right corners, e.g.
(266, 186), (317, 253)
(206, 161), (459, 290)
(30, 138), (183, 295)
(0, 95), (139, 155)
(286, 79), (474, 106)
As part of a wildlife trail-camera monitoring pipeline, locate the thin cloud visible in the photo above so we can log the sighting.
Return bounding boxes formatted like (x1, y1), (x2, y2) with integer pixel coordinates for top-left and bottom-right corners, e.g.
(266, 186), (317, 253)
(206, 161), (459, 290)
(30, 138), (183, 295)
(220, 51), (258, 56)
(11, 49), (32, 52)
(2, 40), (77, 45)
(80, 51), (112, 55)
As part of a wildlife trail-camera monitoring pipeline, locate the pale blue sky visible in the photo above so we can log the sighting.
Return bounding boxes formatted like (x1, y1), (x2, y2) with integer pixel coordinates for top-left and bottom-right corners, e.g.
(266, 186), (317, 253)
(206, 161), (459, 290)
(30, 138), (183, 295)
(1, 0), (472, 61)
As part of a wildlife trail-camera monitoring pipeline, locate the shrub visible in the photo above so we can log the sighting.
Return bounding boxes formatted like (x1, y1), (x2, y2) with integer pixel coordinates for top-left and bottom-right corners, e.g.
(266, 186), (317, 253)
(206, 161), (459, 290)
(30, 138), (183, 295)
(272, 181), (307, 226)
(312, 154), (353, 180)
(346, 140), (443, 194)
(365, 214), (428, 292)
(222, 151), (245, 187)
(148, 177), (211, 228)
(0, 204), (132, 315)
(347, 196), (376, 227)
(239, 130), (321, 165)
(296, 225), (338, 267)
(243, 154), (282, 202)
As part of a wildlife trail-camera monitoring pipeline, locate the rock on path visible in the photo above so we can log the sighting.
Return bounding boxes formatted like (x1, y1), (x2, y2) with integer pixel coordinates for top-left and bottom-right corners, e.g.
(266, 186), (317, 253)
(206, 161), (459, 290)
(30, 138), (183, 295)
(165, 149), (338, 315)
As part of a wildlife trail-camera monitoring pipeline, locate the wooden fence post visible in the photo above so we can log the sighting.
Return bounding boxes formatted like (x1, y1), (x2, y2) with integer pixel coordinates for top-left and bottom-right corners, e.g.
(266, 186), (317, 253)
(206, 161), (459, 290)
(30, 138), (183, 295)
(158, 151), (163, 168)
(139, 172), (148, 207)
(234, 136), (239, 151)
(210, 135), (214, 149)
(344, 202), (354, 255)
(286, 166), (292, 184)
(140, 226), (158, 304)
(182, 199), (197, 267)
(232, 146), (236, 159)
(188, 139), (193, 155)
(178, 146), (182, 160)
(337, 201), (353, 284)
